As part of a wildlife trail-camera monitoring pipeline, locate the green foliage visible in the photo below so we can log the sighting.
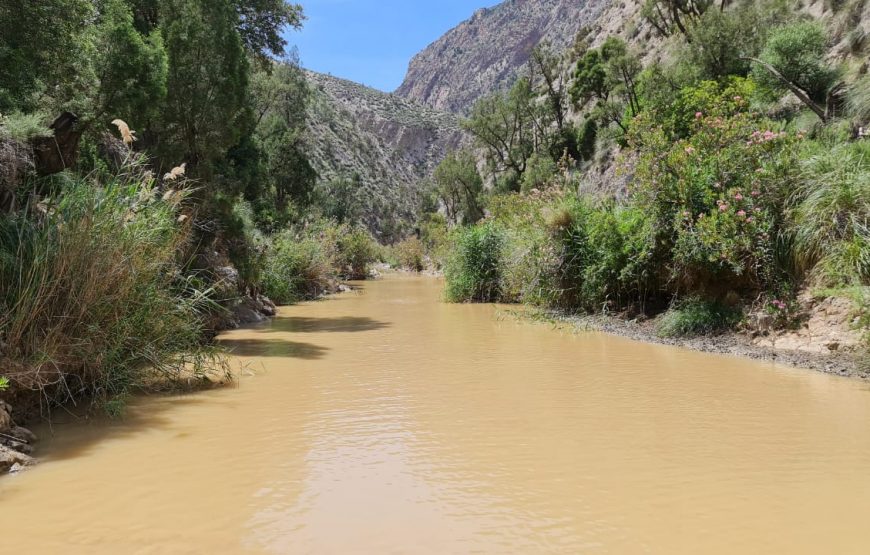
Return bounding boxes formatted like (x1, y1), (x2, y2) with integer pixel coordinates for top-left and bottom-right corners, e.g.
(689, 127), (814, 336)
(0, 167), (226, 408)
(434, 149), (484, 224)
(260, 230), (333, 304)
(657, 298), (743, 337)
(630, 88), (801, 297)
(846, 75), (870, 122)
(336, 225), (378, 279)
(160, 0), (251, 168)
(93, 0), (169, 127)
(463, 78), (540, 184)
(790, 140), (870, 285)
(444, 223), (505, 303)
(314, 175), (365, 225)
(521, 153), (557, 193)
(388, 237), (426, 272)
(0, 0), (95, 112)
(0, 376), (8, 391)
(0, 112), (52, 142)
(752, 21), (839, 104)
(571, 37), (641, 133)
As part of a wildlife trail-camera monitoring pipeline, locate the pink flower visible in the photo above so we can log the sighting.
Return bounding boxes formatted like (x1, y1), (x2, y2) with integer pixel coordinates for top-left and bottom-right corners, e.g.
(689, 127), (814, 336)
(719, 204), (728, 212)
(695, 111), (703, 119)
(685, 146), (696, 154)
(746, 217), (753, 223)
(734, 193), (744, 201)
(754, 207), (762, 213)
(737, 210), (746, 217)
(751, 190), (760, 197)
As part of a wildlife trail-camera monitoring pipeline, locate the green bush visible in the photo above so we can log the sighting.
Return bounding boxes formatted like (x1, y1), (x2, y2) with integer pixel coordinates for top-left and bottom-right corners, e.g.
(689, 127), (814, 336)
(445, 223), (505, 303)
(390, 237), (426, 271)
(657, 298), (743, 337)
(0, 170), (226, 409)
(260, 231), (334, 305)
(752, 21), (839, 104)
(336, 225), (378, 279)
(790, 140), (870, 285)
(0, 376), (8, 391)
(629, 89), (802, 298)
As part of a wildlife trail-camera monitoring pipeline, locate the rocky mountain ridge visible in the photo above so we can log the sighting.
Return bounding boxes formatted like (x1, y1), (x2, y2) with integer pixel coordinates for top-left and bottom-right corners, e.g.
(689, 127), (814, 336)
(395, 0), (611, 113)
(303, 70), (467, 236)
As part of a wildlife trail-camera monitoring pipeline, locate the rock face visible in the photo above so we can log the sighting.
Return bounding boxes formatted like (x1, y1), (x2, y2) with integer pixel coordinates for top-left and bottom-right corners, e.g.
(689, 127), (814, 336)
(395, 0), (609, 113)
(0, 400), (37, 473)
(304, 70), (467, 238)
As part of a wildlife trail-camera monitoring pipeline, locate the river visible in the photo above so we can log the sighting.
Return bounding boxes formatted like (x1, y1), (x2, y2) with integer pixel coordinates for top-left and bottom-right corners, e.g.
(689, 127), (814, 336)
(2, 275), (870, 553)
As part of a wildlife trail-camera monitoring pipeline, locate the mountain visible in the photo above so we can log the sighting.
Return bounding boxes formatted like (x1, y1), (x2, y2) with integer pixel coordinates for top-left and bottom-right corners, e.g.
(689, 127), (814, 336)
(395, 0), (610, 113)
(303, 70), (466, 238)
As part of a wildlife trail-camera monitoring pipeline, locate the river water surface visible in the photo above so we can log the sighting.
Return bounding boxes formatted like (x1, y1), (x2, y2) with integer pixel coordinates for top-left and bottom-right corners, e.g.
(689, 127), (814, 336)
(3, 276), (870, 553)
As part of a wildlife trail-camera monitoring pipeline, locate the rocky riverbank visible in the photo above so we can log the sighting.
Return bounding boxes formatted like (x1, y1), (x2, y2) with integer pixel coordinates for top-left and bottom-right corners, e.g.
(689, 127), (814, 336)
(0, 400), (37, 474)
(532, 310), (868, 380)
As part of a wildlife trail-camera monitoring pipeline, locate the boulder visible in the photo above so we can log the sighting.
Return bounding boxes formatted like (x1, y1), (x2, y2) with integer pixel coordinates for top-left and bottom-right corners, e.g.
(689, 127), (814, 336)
(0, 445), (35, 473)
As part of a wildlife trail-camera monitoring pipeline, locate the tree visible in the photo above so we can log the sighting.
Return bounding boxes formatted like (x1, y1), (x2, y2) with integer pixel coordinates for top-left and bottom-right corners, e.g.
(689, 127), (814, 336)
(530, 43), (568, 132)
(749, 21), (840, 121)
(160, 0), (251, 170)
(571, 38), (642, 133)
(233, 0), (305, 65)
(0, 0), (94, 112)
(462, 79), (538, 188)
(93, 0), (168, 128)
(434, 150), (484, 225)
(642, 0), (716, 38)
(251, 60), (315, 208)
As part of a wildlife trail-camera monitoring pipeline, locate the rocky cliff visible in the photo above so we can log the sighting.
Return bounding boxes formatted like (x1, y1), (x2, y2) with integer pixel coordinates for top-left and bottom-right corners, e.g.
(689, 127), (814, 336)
(395, 0), (610, 113)
(303, 70), (466, 236)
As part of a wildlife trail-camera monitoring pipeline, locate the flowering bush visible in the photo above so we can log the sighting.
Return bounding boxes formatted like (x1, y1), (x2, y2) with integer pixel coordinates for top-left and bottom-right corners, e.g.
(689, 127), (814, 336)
(628, 88), (802, 298)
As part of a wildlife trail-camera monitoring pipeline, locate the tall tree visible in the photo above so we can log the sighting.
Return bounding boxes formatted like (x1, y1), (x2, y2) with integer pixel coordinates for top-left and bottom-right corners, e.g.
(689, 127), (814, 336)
(160, 0), (251, 170)
(434, 150), (484, 225)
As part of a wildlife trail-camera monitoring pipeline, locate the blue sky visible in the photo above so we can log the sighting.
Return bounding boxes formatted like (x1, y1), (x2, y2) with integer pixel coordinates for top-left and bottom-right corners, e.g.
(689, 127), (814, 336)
(286, 0), (497, 92)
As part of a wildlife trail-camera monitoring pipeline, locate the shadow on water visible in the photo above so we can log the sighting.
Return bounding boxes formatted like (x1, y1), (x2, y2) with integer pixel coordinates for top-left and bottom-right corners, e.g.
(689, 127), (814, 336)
(29, 394), (222, 463)
(264, 316), (391, 334)
(219, 338), (330, 359)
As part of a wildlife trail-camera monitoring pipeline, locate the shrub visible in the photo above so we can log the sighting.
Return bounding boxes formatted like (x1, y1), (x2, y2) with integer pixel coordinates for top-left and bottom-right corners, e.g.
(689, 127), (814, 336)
(260, 230), (333, 305)
(0, 376), (8, 391)
(657, 298), (743, 337)
(444, 223), (505, 302)
(752, 22), (839, 104)
(336, 225), (378, 279)
(790, 140), (870, 285)
(0, 171), (226, 409)
(391, 237), (425, 271)
(629, 93), (802, 298)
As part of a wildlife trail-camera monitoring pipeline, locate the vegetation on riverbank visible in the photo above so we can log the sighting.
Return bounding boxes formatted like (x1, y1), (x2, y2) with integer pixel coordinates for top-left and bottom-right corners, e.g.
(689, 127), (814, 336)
(0, 1), (382, 415)
(433, 1), (870, 354)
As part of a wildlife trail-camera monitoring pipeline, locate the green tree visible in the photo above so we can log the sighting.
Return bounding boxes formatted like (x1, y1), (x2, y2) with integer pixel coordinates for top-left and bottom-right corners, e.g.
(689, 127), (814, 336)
(0, 0), (94, 112)
(462, 79), (538, 188)
(93, 0), (168, 128)
(160, 0), (251, 170)
(252, 60), (315, 209)
(750, 21), (839, 118)
(434, 150), (484, 225)
(233, 0), (304, 65)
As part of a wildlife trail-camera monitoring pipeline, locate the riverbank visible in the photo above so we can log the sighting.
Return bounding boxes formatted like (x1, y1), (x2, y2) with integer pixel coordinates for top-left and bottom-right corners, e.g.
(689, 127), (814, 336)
(512, 308), (869, 380)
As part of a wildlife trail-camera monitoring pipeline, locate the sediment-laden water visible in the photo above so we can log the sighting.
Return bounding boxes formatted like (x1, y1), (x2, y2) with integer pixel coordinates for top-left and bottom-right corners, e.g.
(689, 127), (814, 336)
(3, 276), (870, 553)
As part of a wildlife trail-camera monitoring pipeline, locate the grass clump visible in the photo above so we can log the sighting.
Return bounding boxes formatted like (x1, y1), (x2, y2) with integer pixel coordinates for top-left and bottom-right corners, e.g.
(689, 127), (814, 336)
(657, 298), (743, 338)
(444, 223), (504, 302)
(0, 168), (227, 410)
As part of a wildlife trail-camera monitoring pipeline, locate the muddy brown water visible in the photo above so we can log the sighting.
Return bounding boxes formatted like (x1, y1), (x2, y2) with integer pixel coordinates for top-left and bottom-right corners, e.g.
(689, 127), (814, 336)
(3, 276), (870, 553)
